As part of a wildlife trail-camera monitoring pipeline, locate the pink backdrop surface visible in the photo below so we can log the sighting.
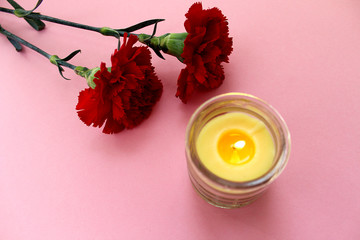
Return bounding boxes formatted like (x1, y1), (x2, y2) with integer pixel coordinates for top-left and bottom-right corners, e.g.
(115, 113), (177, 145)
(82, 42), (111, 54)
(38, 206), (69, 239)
(1, 0), (359, 239)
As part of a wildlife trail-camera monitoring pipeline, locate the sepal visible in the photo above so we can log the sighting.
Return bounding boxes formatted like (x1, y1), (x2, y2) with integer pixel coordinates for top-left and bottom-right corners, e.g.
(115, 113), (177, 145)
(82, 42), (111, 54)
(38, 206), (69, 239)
(138, 32), (188, 61)
(75, 66), (100, 89)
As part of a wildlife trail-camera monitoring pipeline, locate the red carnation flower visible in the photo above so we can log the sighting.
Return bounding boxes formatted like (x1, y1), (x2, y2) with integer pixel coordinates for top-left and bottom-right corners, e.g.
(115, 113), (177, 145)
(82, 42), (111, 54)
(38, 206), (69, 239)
(76, 34), (163, 134)
(138, 3), (232, 103)
(176, 2), (233, 103)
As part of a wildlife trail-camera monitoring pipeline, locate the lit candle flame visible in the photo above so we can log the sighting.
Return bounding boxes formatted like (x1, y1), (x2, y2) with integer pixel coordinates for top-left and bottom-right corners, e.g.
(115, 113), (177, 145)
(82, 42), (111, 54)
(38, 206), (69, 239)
(233, 140), (246, 149)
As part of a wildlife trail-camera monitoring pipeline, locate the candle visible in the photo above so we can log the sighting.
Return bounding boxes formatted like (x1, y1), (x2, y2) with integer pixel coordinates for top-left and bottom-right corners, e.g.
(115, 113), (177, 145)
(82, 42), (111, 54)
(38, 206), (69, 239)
(186, 93), (291, 208)
(196, 112), (275, 182)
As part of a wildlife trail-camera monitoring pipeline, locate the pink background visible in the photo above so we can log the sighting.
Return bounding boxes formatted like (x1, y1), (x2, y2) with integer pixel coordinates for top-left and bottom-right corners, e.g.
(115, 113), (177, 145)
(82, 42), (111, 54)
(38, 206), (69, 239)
(1, 0), (359, 239)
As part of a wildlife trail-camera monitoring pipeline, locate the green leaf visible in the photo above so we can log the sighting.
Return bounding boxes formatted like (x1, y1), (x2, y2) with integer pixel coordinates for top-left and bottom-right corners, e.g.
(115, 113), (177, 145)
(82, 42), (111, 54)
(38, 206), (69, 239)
(57, 65), (71, 80)
(7, 37), (22, 52)
(31, 0), (43, 12)
(13, 0), (43, 17)
(24, 16), (46, 31)
(60, 49), (81, 61)
(7, 0), (45, 31)
(117, 19), (165, 32)
(150, 21), (159, 38)
(7, 0), (22, 9)
(153, 48), (165, 60)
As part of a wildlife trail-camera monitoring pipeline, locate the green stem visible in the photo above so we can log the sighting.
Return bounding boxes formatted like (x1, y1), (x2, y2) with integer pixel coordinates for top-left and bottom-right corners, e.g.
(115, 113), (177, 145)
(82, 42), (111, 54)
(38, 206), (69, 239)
(0, 7), (13, 14)
(0, 24), (50, 58)
(0, 25), (76, 70)
(0, 6), (126, 38)
(30, 14), (102, 33)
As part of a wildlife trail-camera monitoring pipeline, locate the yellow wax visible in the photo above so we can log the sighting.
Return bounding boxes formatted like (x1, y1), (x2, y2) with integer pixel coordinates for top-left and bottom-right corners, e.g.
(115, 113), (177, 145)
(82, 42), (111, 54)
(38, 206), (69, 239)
(196, 112), (275, 182)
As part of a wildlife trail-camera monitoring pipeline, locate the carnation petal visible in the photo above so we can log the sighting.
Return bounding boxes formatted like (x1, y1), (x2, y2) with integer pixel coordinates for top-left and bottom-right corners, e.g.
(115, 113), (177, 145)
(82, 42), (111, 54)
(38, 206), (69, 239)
(112, 96), (125, 121)
(103, 117), (125, 134)
(176, 68), (197, 103)
(201, 45), (222, 63)
(203, 20), (220, 43)
(193, 55), (207, 84)
(184, 2), (204, 32)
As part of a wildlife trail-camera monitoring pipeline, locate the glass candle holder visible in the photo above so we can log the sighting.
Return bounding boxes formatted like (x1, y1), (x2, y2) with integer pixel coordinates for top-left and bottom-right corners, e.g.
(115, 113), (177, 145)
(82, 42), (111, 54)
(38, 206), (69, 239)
(185, 93), (291, 208)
